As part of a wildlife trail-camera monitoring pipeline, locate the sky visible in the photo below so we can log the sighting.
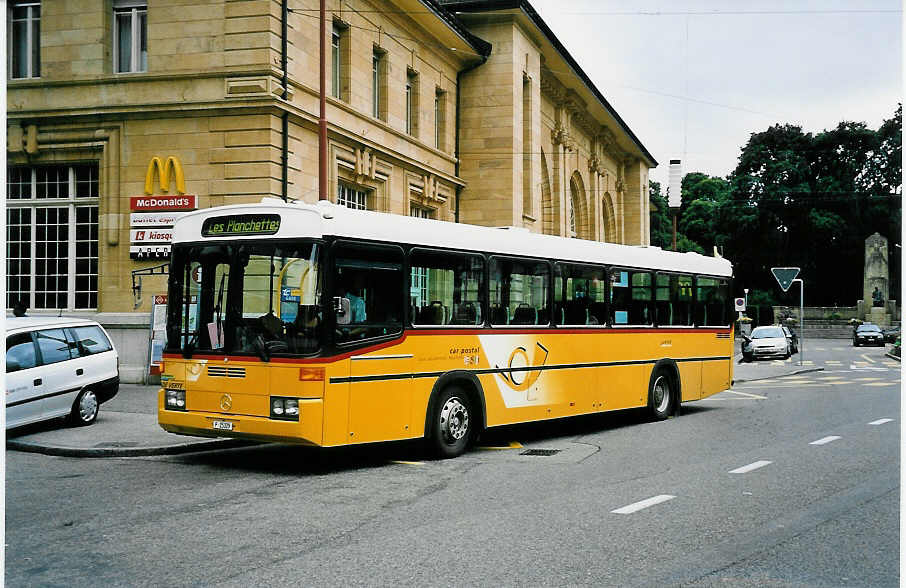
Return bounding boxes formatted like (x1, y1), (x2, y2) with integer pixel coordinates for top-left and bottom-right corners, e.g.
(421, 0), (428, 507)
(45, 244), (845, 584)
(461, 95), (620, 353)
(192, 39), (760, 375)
(527, 0), (902, 190)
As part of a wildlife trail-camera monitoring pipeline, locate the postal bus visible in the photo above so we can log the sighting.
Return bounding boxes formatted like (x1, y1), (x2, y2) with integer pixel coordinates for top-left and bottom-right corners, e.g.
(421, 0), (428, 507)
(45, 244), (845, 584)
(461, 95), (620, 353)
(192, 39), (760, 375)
(158, 199), (734, 457)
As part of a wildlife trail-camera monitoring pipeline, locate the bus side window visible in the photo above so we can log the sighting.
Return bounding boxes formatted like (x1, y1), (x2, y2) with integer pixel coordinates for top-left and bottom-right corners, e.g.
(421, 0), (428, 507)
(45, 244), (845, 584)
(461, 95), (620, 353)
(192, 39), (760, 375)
(333, 242), (404, 343)
(489, 256), (549, 326)
(555, 263), (607, 326)
(696, 277), (729, 326)
(656, 273), (693, 326)
(410, 248), (484, 327)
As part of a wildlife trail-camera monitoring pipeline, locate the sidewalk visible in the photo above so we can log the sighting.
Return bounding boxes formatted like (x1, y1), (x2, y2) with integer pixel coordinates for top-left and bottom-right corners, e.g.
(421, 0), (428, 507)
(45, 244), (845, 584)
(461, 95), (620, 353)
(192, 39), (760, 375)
(6, 384), (252, 457)
(732, 337), (825, 383)
(8, 342), (839, 458)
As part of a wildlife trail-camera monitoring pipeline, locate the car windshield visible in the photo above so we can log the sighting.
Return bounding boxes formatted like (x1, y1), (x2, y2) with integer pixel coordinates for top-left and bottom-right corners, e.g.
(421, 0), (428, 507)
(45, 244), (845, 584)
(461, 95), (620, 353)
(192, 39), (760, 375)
(752, 327), (784, 339)
(857, 324), (881, 333)
(167, 241), (323, 358)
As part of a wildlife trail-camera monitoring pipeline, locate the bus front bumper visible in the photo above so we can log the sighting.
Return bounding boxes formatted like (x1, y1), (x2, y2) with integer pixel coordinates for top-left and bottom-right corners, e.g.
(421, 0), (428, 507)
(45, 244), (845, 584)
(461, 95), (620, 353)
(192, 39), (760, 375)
(158, 399), (324, 446)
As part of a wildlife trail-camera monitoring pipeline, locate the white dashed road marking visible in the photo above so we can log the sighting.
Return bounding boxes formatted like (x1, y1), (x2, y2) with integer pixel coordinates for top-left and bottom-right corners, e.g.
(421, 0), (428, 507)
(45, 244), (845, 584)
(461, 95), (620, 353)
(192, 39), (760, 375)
(869, 418), (894, 426)
(611, 494), (676, 514)
(729, 460), (772, 474)
(724, 390), (768, 399)
(810, 436), (841, 445)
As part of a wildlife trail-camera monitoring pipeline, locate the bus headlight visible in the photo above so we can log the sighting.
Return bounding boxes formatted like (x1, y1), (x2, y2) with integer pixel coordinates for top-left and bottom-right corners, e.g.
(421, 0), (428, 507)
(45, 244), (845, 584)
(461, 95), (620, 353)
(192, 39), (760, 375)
(270, 397), (300, 421)
(166, 389), (186, 411)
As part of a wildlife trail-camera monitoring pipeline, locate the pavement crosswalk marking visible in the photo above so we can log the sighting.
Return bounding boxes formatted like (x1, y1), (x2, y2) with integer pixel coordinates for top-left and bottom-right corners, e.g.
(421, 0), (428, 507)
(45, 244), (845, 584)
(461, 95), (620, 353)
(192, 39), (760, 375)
(810, 436), (841, 445)
(863, 382), (897, 387)
(861, 354), (876, 364)
(869, 418), (893, 426)
(611, 494), (675, 514)
(724, 390), (768, 399)
(729, 460), (772, 474)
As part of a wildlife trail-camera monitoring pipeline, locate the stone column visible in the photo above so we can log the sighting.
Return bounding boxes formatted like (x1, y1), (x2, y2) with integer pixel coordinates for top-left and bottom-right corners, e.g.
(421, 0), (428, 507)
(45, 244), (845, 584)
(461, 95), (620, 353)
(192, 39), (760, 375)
(862, 233), (891, 324)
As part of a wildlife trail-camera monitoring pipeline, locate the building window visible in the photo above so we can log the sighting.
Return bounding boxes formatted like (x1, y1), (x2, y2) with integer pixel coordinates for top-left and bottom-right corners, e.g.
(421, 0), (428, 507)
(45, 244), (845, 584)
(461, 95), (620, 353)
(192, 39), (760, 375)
(9, 1), (40, 79)
(372, 49), (387, 120)
(331, 22), (350, 101)
(409, 203), (434, 219)
(7, 164), (100, 310)
(331, 24), (341, 98)
(406, 69), (419, 137)
(114, 1), (147, 73)
(434, 89), (447, 151)
(337, 182), (368, 210)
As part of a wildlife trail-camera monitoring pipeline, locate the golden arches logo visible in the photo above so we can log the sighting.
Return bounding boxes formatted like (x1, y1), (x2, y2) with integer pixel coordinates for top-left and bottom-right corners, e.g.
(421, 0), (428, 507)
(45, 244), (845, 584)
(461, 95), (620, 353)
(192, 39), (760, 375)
(497, 342), (549, 392)
(144, 156), (186, 195)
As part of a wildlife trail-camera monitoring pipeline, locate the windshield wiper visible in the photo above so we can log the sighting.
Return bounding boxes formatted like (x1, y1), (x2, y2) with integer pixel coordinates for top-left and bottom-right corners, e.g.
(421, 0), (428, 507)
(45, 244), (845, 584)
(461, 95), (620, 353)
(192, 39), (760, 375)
(215, 272), (226, 349)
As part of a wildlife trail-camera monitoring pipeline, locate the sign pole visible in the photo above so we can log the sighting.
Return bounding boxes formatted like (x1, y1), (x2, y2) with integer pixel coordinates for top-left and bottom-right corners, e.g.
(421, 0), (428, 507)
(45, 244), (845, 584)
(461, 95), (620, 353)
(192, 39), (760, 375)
(771, 267), (803, 366)
(793, 278), (803, 366)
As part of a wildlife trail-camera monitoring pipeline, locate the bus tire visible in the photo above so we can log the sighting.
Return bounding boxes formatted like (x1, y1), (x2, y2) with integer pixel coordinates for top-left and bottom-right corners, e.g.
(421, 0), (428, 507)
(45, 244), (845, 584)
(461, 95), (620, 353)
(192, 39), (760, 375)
(428, 386), (473, 458)
(647, 368), (674, 421)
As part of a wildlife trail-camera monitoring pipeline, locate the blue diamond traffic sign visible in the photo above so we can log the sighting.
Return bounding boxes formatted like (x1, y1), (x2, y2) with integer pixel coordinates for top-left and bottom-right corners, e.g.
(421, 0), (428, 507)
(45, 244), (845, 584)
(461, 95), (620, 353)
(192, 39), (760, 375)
(771, 267), (800, 292)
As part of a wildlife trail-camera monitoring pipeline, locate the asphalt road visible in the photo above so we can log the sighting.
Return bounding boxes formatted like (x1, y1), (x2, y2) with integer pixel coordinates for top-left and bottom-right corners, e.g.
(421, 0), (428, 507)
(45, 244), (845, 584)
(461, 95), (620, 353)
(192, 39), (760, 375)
(6, 342), (899, 586)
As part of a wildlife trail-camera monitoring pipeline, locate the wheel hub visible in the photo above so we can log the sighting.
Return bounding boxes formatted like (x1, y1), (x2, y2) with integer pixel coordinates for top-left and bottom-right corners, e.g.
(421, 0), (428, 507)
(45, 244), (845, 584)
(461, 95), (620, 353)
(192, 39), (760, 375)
(79, 392), (98, 422)
(653, 376), (670, 413)
(439, 397), (469, 443)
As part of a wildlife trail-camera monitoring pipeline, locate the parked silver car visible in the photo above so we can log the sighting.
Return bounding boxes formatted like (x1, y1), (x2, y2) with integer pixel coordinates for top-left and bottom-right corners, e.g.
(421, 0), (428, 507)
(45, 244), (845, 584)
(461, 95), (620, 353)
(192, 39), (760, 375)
(6, 316), (119, 429)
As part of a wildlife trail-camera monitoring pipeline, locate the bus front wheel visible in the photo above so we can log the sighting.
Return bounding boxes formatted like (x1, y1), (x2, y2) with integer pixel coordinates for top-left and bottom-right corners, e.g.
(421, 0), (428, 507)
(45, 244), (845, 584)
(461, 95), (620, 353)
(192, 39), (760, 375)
(429, 386), (473, 458)
(648, 368), (675, 421)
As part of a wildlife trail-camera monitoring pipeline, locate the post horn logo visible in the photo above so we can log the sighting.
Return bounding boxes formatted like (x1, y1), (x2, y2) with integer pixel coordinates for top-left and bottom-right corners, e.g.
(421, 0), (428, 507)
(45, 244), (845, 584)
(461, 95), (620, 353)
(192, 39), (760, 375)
(220, 394), (233, 411)
(145, 156), (186, 195)
(497, 342), (549, 392)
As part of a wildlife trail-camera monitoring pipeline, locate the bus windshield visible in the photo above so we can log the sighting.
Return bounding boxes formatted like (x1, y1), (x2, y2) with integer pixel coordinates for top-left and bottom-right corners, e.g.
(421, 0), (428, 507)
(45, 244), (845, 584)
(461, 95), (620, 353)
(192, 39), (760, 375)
(167, 241), (323, 358)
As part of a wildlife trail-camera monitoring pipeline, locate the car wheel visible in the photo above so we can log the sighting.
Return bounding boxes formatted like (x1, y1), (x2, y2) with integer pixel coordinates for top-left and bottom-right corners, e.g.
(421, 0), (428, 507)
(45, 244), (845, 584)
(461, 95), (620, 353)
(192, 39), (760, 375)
(428, 386), (473, 458)
(648, 368), (675, 421)
(70, 388), (99, 426)
(853, 340), (859, 347)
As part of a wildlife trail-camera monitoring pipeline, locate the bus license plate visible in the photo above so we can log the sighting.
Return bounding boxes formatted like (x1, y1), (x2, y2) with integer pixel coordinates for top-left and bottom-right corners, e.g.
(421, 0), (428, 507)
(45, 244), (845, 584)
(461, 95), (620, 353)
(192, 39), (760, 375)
(212, 420), (234, 431)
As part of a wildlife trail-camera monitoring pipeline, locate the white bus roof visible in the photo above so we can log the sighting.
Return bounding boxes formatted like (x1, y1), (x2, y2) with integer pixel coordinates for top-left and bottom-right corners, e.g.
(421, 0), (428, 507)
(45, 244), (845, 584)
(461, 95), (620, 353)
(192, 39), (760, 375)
(171, 199), (733, 277)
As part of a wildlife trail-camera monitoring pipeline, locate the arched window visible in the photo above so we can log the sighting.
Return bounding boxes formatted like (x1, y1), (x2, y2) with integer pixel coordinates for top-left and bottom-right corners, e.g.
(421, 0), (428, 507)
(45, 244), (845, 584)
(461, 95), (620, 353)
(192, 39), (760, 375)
(602, 193), (617, 243)
(569, 172), (590, 239)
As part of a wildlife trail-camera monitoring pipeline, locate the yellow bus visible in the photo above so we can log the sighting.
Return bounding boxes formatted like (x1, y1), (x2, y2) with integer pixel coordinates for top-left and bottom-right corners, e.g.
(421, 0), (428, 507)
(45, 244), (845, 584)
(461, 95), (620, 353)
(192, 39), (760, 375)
(159, 199), (734, 457)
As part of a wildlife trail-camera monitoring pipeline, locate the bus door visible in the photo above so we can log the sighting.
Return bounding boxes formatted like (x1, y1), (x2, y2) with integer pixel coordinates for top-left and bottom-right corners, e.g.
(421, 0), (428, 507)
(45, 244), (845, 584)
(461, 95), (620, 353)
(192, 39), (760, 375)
(332, 242), (411, 444)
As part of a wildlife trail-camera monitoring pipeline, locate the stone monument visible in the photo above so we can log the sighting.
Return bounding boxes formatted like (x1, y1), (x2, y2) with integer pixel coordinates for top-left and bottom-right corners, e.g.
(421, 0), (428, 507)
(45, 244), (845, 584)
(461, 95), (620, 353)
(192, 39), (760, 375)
(859, 233), (895, 326)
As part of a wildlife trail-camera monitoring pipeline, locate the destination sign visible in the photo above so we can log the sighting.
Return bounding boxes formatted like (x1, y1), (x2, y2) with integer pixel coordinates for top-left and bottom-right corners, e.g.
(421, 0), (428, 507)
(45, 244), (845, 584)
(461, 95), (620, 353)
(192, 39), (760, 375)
(201, 214), (281, 237)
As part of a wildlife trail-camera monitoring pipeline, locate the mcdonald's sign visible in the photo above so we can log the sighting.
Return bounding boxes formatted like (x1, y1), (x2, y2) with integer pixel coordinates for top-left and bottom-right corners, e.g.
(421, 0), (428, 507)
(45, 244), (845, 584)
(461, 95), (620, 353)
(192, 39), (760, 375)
(145, 156), (185, 194)
(130, 155), (198, 211)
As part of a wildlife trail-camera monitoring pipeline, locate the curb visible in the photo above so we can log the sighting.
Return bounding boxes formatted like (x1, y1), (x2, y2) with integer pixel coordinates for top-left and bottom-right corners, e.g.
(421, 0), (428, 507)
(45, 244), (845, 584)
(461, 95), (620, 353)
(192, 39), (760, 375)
(6, 438), (257, 458)
(885, 352), (901, 362)
(734, 367), (825, 384)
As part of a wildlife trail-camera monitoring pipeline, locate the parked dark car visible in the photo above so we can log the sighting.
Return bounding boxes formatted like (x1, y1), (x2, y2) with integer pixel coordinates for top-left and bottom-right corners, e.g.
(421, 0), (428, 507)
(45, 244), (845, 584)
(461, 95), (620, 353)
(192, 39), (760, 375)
(853, 323), (885, 347)
(882, 325), (900, 343)
(782, 326), (799, 354)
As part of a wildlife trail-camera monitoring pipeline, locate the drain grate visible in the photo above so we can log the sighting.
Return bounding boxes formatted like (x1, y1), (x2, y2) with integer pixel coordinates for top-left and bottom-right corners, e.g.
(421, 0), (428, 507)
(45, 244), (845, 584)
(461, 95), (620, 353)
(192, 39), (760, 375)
(520, 449), (561, 456)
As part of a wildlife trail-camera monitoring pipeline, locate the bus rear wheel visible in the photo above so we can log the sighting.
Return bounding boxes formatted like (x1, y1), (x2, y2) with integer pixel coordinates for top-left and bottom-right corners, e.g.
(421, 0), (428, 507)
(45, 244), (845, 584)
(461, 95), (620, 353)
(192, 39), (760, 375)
(429, 386), (473, 458)
(648, 368), (675, 421)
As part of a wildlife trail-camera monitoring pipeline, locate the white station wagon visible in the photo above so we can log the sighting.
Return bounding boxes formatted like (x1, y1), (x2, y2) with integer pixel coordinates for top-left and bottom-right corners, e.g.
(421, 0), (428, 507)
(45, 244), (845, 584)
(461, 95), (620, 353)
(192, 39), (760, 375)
(5, 316), (119, 429)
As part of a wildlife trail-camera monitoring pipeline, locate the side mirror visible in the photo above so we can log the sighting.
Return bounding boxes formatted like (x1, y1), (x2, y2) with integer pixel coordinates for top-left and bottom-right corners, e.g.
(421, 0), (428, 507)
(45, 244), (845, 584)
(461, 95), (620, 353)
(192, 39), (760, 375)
(333, 296), (351, 325)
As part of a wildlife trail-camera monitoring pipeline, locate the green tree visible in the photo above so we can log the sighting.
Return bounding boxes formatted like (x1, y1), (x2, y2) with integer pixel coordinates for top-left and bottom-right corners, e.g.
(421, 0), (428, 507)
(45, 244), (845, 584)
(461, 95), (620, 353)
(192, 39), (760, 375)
(649, 179), (704, 253)
(720, 106), (901, 305)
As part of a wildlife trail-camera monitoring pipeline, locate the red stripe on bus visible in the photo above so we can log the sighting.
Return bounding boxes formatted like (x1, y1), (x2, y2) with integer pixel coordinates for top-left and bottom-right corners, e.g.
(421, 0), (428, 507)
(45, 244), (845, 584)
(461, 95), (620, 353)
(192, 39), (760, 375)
(161, 327), (731, 366)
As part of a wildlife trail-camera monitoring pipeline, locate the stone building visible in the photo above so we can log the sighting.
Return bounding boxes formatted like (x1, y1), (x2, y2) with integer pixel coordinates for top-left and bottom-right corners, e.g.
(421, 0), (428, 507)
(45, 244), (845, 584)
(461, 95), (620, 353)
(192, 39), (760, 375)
(6, 0), (655, 381)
